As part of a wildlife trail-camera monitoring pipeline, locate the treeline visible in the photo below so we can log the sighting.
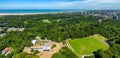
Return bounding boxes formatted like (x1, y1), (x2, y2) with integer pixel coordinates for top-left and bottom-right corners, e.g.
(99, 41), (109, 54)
(94, 44), (120, 58)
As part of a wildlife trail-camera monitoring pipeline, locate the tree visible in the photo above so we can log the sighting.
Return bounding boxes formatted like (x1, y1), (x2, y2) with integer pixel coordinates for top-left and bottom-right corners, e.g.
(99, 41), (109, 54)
(34, 50), (39, 55)
(94, 49), (112, 58)
(14, 52), (28, 58)
(52, 53), (66, 58)
(51, 43), (56, 49)
(52, 46), (78, 58)
(24, 21), (29, 27)
(31, 48), (34, 52)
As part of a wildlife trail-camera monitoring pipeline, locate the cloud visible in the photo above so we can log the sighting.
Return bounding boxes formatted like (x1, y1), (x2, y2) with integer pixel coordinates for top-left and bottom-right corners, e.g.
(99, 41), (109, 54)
(82, 0), (120, 3)
(53, 0), (120, 9)
(0, 0), (120, 9)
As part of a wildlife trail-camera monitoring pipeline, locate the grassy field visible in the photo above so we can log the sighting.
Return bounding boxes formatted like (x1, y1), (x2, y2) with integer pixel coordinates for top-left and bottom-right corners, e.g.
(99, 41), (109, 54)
(42, 19), (51, 23)
(68, 34), (109, 56)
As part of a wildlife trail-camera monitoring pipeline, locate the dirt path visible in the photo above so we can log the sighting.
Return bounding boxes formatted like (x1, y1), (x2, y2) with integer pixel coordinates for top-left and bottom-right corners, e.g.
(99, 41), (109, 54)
(66, 40), (76, 53)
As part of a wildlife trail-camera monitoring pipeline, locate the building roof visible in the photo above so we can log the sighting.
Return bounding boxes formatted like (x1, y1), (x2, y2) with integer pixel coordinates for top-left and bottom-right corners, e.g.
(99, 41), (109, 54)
(3, 48), (9, 52)
(2, 47), (10, 54)
(43, 44), (51, 51)
(31, 40), (37, 45)
(31, 45), (43, 49)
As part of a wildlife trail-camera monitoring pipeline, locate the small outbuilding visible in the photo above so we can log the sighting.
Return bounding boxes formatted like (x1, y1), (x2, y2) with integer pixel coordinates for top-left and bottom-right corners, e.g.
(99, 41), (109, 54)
(43, 44), (51, 51)
(31, 40), (37, 45)
(2, 47), (11, 55)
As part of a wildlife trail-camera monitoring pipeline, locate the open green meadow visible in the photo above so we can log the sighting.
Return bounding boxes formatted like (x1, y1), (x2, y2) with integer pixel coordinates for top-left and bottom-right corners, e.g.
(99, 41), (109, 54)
(68, 34), (109, 56)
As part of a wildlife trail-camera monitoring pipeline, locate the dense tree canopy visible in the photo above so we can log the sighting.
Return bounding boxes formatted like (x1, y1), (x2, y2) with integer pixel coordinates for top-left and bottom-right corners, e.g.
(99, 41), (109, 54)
(0, 13), (120, 58)
(51, 46), (78, 58)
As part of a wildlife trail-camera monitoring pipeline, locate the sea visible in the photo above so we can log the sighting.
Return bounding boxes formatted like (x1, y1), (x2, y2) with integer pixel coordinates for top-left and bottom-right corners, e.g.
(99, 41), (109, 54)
(0, 9), (83, 14)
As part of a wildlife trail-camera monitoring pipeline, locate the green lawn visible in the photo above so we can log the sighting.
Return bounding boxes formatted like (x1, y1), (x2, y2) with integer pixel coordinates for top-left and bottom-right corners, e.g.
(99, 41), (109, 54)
(42, 19), (51, 23)
(68, 35), (109, 56)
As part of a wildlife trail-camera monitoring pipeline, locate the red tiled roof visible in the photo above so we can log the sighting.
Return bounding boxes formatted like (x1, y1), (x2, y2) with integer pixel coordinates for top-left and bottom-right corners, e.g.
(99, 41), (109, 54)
(3, 47), (9, 52)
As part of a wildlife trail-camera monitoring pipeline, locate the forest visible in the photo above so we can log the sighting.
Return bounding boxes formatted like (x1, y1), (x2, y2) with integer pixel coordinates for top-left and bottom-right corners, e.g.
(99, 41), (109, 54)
(0, 12), (120, 58)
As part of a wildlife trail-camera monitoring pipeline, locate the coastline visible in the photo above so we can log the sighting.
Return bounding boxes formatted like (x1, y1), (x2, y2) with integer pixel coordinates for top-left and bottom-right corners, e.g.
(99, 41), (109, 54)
(0, 10), (81, 16)
(0, 12), (62, 15)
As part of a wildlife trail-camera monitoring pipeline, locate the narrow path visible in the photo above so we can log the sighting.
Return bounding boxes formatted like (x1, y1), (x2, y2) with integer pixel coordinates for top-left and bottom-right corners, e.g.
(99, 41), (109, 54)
(65, 40), (77, 55)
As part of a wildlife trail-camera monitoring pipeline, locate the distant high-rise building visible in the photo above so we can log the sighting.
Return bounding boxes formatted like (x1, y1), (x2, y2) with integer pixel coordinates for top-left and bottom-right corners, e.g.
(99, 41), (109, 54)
(116, 16), (119, 19)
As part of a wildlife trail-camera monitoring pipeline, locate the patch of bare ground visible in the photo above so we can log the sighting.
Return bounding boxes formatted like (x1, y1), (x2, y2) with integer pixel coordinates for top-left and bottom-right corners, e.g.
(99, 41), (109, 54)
(39, 42), (63, 58)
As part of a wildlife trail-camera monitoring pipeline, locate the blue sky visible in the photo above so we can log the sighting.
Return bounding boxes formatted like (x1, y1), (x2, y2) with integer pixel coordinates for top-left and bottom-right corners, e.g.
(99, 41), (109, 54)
(0, 0), (120, 9)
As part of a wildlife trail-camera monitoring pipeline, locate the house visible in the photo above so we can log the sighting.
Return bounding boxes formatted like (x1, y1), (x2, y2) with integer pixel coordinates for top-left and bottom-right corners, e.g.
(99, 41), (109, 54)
(0, 27), (3, 31)
(36, 36), (41, 39)
(0, 33), (6, 38)
(31, 40), (37, 45)
(2, 47), (11, 55)
(30, 43), (51, 51)
(31, 46), (43, 51)
(24, 46), (43, 52)
(7, 27), (25, 32)
(43, 44), (51, 51)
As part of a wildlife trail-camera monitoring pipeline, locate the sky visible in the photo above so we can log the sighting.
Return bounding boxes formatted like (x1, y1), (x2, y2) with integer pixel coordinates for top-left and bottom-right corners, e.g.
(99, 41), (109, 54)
(0, 0), (120, 10)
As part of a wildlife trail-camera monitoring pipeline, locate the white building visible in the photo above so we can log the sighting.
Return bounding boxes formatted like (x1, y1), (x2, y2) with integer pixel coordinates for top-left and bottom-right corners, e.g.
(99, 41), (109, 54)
(0, 27), (3, 31)
(0, 33), (6, 38)
(31, 40), (37, 45)
(43, 44), (51, 51)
